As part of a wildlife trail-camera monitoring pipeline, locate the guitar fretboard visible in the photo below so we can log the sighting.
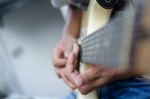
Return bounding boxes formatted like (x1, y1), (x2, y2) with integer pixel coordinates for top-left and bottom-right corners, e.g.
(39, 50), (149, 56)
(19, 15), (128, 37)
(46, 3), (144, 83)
(80, 8), (135, 67)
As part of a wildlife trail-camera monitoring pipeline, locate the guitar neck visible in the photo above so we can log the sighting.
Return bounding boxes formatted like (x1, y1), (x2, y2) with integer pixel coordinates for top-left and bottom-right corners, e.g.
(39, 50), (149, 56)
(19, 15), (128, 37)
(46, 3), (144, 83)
(80, 11), (134, 67)
(80, 1), (150, 68)
(77, 1), (150, 99)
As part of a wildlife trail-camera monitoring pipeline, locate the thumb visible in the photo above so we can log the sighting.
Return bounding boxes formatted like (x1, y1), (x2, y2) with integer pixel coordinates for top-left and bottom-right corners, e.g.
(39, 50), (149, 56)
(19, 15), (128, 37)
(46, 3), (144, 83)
(75, 66), (101, 88)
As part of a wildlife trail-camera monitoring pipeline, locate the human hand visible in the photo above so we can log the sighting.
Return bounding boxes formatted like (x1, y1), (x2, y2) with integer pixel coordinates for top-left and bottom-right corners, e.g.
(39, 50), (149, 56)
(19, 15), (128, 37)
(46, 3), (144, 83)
(62, 44), (80, 89)
(51, 34), (76, 78)
(63, 45), (137, 94)
(75, 65), (137, 95)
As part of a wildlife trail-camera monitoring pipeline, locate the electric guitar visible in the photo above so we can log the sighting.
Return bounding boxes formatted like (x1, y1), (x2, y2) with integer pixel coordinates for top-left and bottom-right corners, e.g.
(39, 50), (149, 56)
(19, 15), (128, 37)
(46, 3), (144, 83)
(77, 0), (150, 99)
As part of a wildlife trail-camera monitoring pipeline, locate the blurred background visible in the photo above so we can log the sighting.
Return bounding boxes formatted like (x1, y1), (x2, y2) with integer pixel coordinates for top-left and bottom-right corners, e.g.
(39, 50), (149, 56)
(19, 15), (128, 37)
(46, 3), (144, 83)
(0, 0), (68, 98)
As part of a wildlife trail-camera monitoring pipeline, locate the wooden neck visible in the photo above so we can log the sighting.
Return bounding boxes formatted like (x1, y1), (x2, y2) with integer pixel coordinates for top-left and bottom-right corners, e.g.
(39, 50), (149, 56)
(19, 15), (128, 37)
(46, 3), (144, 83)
(80, 1), (150, 69)
(80, 8), (134, 67)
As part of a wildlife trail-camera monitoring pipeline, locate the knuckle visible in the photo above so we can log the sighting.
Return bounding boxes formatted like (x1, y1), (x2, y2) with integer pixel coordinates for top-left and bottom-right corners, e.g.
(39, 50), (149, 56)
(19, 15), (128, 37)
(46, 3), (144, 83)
(70, 86), (76, 90)
(85, 73), (94, 82)
(53, 62), (58, 67)
(79, 83), (96, 95)
(79, 88), (89, 95)
(53, 61), (63, 68)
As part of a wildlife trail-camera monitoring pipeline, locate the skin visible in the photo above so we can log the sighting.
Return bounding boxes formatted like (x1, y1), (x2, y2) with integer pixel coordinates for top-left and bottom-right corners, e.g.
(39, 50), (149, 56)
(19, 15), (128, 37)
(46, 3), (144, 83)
(51, 5), (82, 89)
(52, 4), (141, 95)
(65, 45), (139, 94)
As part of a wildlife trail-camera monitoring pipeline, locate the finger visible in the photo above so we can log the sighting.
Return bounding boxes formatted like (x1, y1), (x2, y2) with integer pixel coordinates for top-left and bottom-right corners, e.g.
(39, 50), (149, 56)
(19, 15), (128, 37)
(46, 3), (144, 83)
(66, 52), (77, 72)
(64, 69), (79, 87)
(79, 77), (107, 95)
(61, 70), (76, 89)
(78, 67), (117, 95)
(67, 52), (76, 64)
(73, 44), (80, 56)
(75, 66), (102, 87)
(52, 49), (67, 68)
(53, 58), (67, 68)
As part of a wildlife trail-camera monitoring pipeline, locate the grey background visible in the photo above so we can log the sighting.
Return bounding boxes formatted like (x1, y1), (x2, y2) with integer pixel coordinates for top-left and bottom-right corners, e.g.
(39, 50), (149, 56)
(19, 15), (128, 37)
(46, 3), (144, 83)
(0, 0), (68, 97)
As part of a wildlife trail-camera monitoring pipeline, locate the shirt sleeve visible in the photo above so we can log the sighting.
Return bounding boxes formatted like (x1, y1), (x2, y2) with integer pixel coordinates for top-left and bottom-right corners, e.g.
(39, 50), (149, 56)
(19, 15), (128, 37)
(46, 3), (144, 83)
(50, 0), (69, 8)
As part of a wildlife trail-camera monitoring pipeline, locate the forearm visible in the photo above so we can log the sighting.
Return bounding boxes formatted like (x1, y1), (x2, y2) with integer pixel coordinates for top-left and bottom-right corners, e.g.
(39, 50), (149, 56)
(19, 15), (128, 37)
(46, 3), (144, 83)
(115, 66), (146, 81)
(62, 5), (83, 39)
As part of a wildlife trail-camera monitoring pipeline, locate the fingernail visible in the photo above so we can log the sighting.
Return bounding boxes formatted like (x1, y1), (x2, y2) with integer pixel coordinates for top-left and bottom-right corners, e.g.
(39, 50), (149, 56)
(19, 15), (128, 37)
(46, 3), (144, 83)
(75, 76), (84, 88)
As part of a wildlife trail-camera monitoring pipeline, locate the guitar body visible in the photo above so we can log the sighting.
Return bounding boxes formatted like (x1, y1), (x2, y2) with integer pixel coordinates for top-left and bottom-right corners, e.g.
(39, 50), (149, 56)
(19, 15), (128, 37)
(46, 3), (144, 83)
(77, 0), (112, 99)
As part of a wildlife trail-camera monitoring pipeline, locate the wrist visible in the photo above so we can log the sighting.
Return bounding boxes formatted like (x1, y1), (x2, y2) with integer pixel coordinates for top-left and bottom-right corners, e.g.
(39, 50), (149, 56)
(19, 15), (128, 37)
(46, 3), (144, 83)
(62, 32), (78, 39)
(62, 33), (77, 42)
(62, 6), (82, 39)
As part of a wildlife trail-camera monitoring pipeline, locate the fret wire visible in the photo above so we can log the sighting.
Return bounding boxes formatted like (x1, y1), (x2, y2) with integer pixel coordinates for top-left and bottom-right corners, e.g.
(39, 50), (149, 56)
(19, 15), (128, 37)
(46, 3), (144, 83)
(80, 0), (150, 67)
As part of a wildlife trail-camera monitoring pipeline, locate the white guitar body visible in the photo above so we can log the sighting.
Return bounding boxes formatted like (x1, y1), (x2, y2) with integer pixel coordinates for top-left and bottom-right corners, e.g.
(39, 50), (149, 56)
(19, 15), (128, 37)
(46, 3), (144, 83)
(77, 0), (112, 99)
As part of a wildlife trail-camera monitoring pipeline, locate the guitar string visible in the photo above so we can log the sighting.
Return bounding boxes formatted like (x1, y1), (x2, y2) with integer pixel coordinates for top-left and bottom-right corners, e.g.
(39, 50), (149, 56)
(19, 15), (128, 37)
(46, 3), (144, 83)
(80, 1), (150, 66)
